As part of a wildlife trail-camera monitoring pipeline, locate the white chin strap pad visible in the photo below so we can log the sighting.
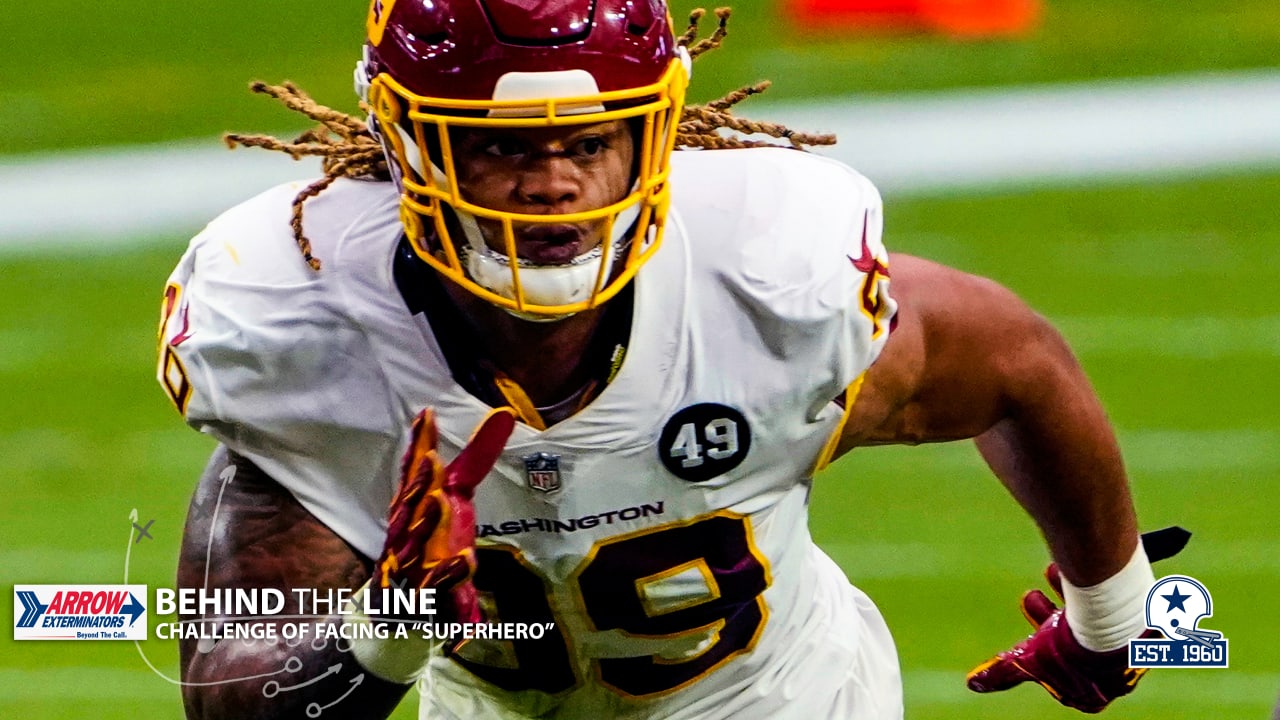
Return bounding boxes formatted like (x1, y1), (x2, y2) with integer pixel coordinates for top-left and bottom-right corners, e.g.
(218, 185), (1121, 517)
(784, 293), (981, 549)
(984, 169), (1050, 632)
(464, 197), (642, 309)
(467, 249), (600, 308)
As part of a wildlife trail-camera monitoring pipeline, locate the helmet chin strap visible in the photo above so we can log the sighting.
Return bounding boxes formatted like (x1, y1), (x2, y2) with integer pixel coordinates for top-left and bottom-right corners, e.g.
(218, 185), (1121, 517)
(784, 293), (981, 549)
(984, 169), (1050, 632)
(460, 200), (641, 322)
(386, 120), (644, 321)
(462, 246), (613, 323)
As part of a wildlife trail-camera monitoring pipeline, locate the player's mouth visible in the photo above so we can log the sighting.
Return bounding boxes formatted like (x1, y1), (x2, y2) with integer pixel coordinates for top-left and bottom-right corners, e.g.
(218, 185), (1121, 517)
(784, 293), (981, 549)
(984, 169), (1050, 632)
(514, 224), (593, 265)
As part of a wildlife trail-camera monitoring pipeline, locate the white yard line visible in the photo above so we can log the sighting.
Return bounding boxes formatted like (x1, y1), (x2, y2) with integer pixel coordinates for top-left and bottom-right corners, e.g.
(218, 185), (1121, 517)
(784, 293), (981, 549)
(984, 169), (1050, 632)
(0, 139), (321, 249)
(2, 70), (1279, 250)
(850, 427), (1280, 474)
(772, 69), (1280, 194)
(1052, 315), (1280, 357)
(0, 667), (180, 701)
(820, 534), (1280, 581)
(904, 669), (1278, 706)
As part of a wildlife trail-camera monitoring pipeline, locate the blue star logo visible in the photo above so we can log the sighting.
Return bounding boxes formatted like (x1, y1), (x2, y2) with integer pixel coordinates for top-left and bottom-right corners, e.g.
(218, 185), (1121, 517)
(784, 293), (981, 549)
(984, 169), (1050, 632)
(1162, 584), (1191, 613)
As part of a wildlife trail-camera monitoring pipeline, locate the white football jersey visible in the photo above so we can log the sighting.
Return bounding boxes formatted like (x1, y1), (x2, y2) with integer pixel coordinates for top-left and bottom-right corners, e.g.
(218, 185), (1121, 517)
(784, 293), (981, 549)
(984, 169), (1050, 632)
(159, 147), (902, 719)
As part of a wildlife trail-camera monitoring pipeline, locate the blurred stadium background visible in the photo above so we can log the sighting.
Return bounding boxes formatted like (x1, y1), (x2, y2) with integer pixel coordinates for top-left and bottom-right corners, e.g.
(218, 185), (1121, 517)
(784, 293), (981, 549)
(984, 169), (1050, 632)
(2, 1), (1278, 717)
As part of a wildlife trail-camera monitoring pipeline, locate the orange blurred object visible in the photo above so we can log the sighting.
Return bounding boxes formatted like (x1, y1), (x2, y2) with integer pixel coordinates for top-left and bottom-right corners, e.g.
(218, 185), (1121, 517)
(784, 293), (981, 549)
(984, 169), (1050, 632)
(789, 0), (1042, 37)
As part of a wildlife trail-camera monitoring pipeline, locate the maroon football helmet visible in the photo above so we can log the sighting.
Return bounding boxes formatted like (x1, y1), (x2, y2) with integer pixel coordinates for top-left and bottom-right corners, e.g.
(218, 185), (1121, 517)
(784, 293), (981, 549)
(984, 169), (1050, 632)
(356, 0), (690, 318)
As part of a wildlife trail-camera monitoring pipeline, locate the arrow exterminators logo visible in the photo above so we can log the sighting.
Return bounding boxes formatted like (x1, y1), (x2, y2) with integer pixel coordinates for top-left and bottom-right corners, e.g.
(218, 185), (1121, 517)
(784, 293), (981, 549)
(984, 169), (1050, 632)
(14, 585), (148, 640)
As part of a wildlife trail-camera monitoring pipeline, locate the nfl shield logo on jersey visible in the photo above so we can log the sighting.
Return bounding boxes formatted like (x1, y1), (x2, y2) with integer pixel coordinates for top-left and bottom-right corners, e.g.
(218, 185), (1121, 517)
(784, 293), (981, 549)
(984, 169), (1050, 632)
(523, 452), (562, 493)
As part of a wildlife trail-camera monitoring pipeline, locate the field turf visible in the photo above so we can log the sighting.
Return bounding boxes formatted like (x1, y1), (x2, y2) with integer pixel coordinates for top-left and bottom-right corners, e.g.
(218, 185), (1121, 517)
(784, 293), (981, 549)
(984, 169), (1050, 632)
(4, 1), (1280, 154)
(2, 0), (1278, 716)
(2, 171), (1277, 717)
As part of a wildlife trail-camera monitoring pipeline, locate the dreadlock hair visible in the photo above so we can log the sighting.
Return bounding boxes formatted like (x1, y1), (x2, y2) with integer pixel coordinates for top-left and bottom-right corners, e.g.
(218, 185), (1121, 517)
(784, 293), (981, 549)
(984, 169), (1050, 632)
(224, 6), (836, 270)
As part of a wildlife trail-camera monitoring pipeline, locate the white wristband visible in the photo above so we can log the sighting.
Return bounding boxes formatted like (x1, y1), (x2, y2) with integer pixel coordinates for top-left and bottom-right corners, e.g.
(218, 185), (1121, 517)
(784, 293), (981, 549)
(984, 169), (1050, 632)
(342, 582), (439, 684)
(1060, 542), (1156, 652)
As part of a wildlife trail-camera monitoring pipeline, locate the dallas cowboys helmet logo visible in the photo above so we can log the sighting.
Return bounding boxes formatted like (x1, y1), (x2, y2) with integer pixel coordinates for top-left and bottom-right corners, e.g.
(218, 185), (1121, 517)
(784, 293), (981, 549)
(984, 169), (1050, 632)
(1129, 574), (1229, 668)
(1144, 576), (1221, 646)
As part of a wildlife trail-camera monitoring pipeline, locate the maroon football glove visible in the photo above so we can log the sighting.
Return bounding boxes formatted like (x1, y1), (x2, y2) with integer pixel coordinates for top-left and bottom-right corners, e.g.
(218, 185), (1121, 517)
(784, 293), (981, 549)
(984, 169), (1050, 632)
(966, 563), (1150, 713)
(371, 408), (515, 623)
(967, 527), (1190, 712)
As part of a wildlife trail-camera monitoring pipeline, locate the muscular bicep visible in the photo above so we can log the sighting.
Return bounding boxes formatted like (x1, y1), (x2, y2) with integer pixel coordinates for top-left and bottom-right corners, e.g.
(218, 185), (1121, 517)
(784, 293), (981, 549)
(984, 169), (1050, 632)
(177, 447), (383, 718)
(835, 254), (1076, 454)
(833, 258), (1140, 585)
(178, 446), (371, 602)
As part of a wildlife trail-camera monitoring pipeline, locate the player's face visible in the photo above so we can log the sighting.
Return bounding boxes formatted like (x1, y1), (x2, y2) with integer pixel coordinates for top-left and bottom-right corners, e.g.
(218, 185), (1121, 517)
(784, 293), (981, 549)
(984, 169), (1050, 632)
(450, 120), (635, 265)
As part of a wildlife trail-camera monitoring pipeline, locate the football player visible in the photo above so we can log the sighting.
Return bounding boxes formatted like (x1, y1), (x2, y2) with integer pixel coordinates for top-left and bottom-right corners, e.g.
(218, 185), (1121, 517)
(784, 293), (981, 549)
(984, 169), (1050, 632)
(159, 2), (1159, 718)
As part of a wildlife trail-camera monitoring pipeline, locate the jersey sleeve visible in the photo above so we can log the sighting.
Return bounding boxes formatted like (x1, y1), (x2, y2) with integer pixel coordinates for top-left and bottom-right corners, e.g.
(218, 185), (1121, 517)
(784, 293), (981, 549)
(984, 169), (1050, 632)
(827, 165), (897, 386)
(685, 149), (897, 415)
(155, 183), (402, 559)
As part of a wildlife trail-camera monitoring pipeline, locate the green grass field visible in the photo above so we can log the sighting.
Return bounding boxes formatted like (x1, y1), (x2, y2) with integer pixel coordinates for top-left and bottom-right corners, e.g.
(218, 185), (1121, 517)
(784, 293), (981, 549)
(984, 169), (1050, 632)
(2, 0), (1278, 716)
(3, 172), (1277, 718)
(3, 0), (1280, 154)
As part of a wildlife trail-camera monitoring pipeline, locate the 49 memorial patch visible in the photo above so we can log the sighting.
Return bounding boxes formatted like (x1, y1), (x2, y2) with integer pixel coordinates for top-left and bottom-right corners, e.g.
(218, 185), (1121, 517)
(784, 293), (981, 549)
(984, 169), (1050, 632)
(658, 403), (751, 482)
(14, 585), (148, 640)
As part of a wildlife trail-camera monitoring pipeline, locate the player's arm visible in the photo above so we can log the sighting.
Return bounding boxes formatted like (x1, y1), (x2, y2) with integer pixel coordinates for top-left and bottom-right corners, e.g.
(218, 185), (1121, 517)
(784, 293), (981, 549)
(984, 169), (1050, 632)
(177, 408), (513, 719)
(176, 446), (410, 720)
(836, 253), (1139, 584)
(835, 254), (1155, 711)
